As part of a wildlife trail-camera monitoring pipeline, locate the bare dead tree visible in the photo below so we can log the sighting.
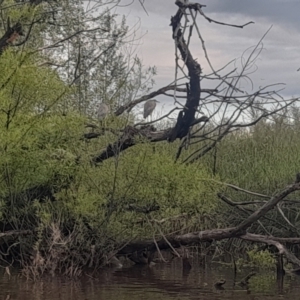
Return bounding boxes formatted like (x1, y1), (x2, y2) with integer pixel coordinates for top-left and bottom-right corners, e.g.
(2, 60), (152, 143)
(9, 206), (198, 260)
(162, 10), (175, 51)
(90, 0), (298, 166)
(85, 1), (300, 269)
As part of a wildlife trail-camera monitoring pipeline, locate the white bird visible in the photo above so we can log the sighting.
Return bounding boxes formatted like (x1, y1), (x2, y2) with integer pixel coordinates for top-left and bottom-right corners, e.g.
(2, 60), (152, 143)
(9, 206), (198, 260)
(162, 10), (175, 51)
(144, 99), (159, 119)
(97, 103), (109, 120)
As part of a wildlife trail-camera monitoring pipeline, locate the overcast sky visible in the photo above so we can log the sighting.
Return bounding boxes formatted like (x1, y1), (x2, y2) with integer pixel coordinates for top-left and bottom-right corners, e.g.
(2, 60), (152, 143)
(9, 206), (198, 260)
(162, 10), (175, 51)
(116, 0), (300, 115)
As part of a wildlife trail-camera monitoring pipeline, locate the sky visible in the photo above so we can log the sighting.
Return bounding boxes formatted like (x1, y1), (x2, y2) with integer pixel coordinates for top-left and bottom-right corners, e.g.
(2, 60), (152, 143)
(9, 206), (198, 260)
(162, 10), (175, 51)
(115, 0), (300, 117)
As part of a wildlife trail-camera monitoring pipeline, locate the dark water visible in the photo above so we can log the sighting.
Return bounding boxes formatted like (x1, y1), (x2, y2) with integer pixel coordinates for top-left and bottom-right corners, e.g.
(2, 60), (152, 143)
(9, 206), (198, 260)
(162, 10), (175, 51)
(0, 261), (299, 300)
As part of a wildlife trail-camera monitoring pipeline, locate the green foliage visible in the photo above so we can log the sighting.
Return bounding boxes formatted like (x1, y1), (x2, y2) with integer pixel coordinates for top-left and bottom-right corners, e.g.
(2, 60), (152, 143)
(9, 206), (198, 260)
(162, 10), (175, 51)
(0, 49), (83, 197)
(248, 274), (278, 294)
(1, 0), (38, 23)
(242, 247), (275, 269)
(61, 143), (219, 242)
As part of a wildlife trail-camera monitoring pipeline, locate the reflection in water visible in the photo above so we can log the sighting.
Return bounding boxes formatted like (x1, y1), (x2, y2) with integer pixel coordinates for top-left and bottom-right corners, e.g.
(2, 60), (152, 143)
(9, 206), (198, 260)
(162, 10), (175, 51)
(0, 260), (300, 300)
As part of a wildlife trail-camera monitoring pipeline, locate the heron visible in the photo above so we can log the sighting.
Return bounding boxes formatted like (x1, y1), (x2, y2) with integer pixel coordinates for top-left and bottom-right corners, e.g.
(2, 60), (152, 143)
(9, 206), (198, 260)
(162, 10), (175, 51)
(144, 99), (159, 120)
(97, 103), (109, 120)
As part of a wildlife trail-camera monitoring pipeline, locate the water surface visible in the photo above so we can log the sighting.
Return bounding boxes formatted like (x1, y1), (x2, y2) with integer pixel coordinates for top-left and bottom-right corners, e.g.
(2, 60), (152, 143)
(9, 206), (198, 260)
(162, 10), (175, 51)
(0, 260), (299, 300)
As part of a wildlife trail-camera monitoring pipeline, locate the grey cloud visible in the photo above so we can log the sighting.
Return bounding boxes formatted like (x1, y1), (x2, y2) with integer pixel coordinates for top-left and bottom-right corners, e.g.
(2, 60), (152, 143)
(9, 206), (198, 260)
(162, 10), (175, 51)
(118, 0), (300, 100)
(131, 0), (300, 31)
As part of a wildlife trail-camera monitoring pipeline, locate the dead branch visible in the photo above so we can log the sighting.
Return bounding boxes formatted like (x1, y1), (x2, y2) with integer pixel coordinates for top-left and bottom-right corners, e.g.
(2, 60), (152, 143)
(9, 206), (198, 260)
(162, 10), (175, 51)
(217, 193), (294, 234)
(168, 2), (202, 142)
(113, 73), (214, 118)
(82, 126), (121, 140)
(118, 177), (300, 257)
(237, 271), (256, 286)
(240, 234), (300, 245)
(218, 193), (266, 206)
(91, 125), (172, 163)
(184, 96), (298, 163)
(114, 85), (188, 116)
(117, 227), (236, 255)
(276, 204), (297, 229)
(0, 230), (32, 239)
(225, 183), (269, 199)
(232, 180), (300, 235)
(91, 116), (209, 164)
(241, 233), (300, 267)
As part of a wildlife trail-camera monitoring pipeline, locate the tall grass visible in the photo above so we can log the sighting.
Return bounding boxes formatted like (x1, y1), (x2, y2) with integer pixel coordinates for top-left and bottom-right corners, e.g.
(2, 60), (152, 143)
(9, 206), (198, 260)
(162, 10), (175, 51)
(216, 118), (300, 193)
(195, 112), (300, 242)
